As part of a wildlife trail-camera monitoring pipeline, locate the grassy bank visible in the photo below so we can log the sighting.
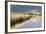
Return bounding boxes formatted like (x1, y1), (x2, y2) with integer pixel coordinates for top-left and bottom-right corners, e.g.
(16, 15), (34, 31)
(11, 15), (32, 27)
(10, 12), (42, 27)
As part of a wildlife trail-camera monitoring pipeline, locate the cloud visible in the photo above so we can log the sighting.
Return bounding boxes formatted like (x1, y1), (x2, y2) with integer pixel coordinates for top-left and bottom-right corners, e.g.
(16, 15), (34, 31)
(27, 9), (41, 14)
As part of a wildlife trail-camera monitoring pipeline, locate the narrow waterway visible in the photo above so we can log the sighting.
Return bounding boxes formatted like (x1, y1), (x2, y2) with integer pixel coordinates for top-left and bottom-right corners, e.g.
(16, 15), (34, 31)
(11, 16), (42, 29)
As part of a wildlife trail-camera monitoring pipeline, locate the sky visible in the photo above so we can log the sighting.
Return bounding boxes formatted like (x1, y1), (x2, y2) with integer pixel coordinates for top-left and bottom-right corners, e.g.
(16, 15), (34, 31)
(11, 5), (42, 13)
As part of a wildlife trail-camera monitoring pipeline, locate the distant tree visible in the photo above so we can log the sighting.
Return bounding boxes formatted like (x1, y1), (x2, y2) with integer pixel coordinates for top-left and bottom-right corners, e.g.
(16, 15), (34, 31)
(28, 13), (33, 15)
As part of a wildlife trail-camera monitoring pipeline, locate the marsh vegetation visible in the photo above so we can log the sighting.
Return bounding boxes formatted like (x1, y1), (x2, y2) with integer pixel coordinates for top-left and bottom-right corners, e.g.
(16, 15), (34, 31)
(10, 12), (42, 27)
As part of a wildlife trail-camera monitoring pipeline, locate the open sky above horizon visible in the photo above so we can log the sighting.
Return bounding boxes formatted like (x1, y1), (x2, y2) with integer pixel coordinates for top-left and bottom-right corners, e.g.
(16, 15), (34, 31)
(10, 5), (42, 13)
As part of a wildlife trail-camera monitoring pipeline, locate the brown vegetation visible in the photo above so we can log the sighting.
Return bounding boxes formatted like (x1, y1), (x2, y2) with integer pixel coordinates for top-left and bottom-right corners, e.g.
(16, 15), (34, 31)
(10, 12), (42, 27)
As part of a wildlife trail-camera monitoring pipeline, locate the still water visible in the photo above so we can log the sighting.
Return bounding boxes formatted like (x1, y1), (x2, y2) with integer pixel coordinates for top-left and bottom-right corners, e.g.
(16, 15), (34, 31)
(11, 16), (42, 29)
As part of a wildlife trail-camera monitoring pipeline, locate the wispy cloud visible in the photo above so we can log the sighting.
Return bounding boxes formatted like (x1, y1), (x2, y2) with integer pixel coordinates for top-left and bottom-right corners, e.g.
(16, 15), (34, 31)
(27, 9), (41, 13)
